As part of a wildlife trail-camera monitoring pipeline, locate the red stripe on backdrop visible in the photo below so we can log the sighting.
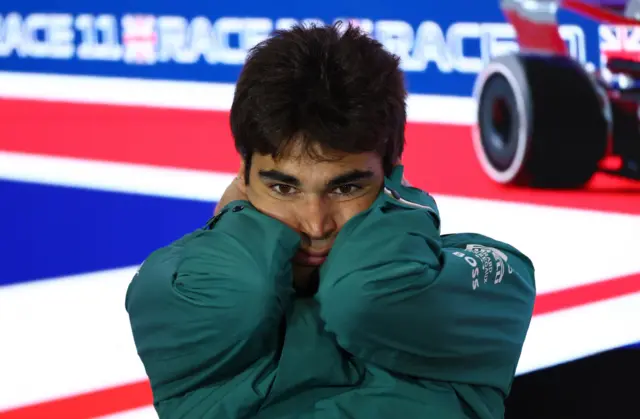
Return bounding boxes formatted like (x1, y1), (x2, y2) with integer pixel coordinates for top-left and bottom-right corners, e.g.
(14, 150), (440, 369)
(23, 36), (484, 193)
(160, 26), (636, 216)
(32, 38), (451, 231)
(532, 272), (640, 315)
(1, 99), (640, 214)
(0, 99), (241, 173)
(0, 381), (152, 419)
(1, 272), (639, 419)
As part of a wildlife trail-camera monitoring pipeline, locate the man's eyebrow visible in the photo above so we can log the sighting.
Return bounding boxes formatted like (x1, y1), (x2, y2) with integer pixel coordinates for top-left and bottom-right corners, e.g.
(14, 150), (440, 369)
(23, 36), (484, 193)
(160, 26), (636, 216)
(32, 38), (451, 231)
(258, 169), (301, 186)
(327, 170), (375, 188)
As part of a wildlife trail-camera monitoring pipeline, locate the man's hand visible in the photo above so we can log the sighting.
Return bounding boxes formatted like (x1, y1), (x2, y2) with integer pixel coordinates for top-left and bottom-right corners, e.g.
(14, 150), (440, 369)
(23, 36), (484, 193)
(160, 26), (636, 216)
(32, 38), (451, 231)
(214, 176), (248, 215)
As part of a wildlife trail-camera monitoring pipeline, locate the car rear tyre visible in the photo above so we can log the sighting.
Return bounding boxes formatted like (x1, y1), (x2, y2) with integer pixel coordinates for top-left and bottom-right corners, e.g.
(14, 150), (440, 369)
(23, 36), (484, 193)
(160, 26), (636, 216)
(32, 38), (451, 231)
(472, 54), (608, 189)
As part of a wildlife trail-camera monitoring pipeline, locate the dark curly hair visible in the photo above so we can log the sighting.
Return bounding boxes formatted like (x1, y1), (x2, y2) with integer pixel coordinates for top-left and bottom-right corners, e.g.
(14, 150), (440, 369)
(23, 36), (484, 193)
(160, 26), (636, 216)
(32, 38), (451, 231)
(230, 21), (407, 180)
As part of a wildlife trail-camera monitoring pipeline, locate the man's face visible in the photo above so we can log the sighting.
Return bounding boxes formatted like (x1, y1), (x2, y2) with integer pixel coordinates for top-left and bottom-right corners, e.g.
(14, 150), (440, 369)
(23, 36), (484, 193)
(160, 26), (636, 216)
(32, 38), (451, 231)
(241, 141), (385, 268)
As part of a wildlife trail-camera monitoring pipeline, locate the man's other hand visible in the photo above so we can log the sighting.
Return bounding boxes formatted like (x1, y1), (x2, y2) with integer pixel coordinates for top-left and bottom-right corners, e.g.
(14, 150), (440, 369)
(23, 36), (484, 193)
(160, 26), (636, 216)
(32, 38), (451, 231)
(214, 176), (248, 215)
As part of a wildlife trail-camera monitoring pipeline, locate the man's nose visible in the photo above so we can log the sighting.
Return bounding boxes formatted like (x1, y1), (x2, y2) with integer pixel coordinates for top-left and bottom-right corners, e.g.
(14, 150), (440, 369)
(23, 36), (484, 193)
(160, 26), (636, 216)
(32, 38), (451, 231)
(298, 196), (337, 242)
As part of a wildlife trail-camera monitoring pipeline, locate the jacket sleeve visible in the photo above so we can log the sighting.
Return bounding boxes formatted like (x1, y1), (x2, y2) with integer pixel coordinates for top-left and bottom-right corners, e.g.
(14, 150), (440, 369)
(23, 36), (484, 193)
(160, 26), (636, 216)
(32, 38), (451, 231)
(125, 200), (300, 403)
(316, 168), (536, 395)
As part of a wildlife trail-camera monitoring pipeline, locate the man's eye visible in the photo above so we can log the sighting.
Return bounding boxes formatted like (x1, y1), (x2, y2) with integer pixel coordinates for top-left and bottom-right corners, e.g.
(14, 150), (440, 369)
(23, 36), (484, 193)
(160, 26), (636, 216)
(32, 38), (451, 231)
(271, 184), (298, 196)
(332, 184), (361, 196)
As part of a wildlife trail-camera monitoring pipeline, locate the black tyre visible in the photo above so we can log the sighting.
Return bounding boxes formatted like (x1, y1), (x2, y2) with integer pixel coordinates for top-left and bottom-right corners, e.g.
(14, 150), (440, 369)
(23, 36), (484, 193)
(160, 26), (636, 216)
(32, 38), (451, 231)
(472, 54), (608, 189)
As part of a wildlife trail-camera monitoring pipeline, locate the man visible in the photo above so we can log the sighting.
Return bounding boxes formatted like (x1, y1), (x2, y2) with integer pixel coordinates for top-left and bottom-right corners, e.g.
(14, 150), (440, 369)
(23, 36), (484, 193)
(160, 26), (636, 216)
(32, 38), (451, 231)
(125, 22), (536, 419)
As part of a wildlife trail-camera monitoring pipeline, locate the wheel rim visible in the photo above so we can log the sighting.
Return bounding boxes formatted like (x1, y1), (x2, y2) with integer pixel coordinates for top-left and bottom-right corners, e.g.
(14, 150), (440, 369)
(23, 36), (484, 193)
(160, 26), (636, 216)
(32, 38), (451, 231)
(479, 74), (520, 173)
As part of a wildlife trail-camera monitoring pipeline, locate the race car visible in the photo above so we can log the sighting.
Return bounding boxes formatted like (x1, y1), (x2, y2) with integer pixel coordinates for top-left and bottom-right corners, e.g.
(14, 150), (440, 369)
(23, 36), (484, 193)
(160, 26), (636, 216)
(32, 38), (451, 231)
(472, 0), (640, 188)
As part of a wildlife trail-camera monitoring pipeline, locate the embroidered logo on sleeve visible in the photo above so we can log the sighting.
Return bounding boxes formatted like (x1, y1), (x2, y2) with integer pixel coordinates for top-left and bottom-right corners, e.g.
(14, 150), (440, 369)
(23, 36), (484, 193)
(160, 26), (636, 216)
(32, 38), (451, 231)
(452, 244), (514, 290)
(465, 244), (513, 286)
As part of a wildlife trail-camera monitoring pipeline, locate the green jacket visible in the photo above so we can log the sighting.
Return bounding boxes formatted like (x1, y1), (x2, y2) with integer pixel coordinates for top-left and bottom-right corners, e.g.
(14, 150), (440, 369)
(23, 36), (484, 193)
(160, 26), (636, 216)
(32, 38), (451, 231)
(125, 166), (536, 419)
